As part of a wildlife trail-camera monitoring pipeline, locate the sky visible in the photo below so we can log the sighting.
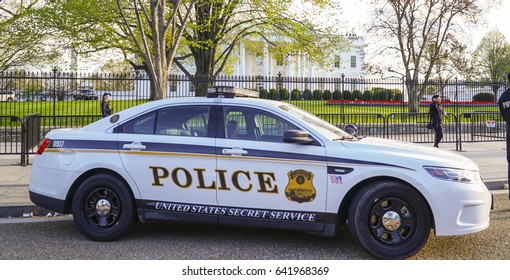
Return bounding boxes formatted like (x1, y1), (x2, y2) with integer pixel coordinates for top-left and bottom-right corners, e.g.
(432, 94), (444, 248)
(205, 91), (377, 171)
(336, 0), (510, 76)
(341, 0), (510, 50)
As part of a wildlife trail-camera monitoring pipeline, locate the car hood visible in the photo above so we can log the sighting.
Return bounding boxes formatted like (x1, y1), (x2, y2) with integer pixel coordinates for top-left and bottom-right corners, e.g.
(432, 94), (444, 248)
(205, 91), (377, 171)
(337, 137), (478, 171)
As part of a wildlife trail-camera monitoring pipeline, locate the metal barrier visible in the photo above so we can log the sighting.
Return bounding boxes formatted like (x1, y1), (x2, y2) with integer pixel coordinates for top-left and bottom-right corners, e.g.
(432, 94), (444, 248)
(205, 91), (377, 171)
(1, 112), (507, 165)
(457, 112), (505, 151)
(0, 114), (102, 165)
(385, 113), (459, 145)
(317, 113), (386, 138)
(0, 116), (23, 160)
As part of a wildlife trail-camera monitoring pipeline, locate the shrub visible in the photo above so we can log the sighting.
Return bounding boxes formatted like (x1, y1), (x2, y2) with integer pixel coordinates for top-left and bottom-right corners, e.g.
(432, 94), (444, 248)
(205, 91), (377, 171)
(353, 90), (362, 100)
(303, 89), (313, 100)
(323, 89), (332, 100)
(362, 90), (373, 100)
(332, 89), (342, 100)
(393, 92), (403, 101)
(259, 88), (268, 99)
(343, 90), (353, 100)
(313, 89), (323, 100)
(291, 89), (301, 100)
(280, 88), (289, 100)
(472, 92), (495, 101)
(269, 88), (279, 100)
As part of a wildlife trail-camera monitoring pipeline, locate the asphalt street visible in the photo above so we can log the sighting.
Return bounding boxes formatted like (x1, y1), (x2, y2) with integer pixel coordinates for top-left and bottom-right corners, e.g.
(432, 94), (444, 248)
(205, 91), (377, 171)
(0, 190), (508, 260)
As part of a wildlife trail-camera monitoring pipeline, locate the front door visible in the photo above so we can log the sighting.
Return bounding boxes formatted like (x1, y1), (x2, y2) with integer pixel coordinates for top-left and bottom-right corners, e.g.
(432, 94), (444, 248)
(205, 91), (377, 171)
(215, 105), (328, 231)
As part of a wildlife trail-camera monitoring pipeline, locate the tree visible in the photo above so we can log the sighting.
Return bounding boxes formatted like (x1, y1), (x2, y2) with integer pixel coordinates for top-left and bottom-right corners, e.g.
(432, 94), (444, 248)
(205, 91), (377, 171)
(174, 0), (347, 96)
(369, 0), (488, 112)
(470, 29), (510, 96)
(41, 0), (195, 100)
(0, 0), (56, 71)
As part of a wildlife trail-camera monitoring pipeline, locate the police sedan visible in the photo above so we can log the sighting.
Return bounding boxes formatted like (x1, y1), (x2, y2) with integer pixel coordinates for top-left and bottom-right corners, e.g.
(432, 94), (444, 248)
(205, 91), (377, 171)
(29, 87), (492, 259)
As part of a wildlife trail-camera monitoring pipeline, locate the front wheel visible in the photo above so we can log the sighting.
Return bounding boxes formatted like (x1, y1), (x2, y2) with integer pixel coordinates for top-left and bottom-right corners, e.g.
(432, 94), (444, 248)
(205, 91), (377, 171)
(348, 180), (431, 259)
(72, 174), (137, 241)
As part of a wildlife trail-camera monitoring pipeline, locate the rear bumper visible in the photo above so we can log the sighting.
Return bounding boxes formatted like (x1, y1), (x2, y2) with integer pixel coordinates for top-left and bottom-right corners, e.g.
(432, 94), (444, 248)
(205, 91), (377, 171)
(29, 191), (66, 214)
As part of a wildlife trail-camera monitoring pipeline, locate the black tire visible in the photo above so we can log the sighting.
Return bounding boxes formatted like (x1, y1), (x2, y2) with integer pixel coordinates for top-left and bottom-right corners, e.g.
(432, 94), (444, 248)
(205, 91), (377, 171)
(72, 174), (137, 241)
(348, 180), (431, 259)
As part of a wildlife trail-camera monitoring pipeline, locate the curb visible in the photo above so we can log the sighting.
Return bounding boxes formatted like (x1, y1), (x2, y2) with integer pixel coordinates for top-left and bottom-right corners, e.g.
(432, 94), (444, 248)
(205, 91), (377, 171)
(0, 205), (53, 218)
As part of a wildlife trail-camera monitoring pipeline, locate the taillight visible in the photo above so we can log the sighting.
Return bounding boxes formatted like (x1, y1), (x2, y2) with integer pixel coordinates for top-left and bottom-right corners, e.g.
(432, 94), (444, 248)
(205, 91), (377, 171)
(37, 138), (50, 155)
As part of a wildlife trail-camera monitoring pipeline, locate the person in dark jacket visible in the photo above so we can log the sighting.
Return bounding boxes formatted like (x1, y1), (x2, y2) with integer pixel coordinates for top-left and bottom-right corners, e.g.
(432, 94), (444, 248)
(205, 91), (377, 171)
(497, 72), (510, 199)
(429, 94), (446, 148)
(101, 93), (113, 118)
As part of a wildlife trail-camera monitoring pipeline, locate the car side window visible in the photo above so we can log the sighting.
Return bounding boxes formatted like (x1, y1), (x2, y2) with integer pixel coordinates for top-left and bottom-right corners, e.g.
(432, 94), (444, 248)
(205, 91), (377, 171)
(155, 106), (210, 137)
(122, 111), (157, 134)
(223, 106), (299, 142)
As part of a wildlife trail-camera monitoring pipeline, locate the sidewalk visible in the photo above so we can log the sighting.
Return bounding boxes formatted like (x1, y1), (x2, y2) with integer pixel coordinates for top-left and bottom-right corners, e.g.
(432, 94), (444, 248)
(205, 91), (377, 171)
(0, 141), (508, 218)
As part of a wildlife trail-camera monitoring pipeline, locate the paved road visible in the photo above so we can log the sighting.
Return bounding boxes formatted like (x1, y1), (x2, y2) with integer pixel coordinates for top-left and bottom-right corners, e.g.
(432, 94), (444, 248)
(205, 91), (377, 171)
(0, 191), (508, 260)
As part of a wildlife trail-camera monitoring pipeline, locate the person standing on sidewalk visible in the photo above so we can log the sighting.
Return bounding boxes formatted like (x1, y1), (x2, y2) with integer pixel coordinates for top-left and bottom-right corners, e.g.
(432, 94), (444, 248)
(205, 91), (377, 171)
(429, 94), (446, 148)
(497, 72), (510, 199)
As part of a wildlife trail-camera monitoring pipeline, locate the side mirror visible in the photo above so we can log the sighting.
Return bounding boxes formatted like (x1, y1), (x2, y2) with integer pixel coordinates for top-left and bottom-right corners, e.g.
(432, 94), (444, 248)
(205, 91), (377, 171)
(283, 130), (314, 144)
(344, 124), (357, 136)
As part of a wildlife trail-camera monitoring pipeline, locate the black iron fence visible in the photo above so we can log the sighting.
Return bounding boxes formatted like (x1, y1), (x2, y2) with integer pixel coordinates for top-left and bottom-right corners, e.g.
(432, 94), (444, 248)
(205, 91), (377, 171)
(1, 71), (509, 162)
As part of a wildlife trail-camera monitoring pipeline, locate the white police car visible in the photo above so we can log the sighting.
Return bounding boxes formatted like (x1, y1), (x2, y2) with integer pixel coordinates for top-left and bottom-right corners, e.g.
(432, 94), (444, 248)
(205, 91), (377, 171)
(29, 86), (492, 259)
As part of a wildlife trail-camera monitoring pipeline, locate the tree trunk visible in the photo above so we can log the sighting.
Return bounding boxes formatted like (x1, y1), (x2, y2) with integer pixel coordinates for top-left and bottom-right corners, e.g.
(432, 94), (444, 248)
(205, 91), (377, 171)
(193, 48), (215, 96)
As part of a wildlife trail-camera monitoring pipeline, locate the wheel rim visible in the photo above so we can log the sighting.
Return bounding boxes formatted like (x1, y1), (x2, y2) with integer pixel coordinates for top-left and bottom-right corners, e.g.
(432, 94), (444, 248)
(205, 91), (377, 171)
(83, 187), (121, 229)
(368, 197), (415, 245)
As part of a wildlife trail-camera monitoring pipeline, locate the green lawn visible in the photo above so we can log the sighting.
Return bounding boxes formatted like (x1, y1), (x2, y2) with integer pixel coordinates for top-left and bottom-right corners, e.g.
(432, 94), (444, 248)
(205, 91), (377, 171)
(0, 99), (500, 127)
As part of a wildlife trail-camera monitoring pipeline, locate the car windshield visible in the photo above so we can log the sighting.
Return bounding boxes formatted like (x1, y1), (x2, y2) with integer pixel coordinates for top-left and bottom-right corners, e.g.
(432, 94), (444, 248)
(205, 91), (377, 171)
(276, 103), (353, 140)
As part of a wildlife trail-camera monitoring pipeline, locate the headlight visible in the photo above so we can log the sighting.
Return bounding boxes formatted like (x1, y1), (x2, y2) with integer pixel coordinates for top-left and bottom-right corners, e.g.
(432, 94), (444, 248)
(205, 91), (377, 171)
(424, 166), (478, 183)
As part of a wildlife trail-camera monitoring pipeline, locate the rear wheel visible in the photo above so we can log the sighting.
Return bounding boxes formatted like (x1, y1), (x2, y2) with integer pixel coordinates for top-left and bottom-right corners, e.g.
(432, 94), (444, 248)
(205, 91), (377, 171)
(348, 180), (431, 259)
(72, 174), (137, 241)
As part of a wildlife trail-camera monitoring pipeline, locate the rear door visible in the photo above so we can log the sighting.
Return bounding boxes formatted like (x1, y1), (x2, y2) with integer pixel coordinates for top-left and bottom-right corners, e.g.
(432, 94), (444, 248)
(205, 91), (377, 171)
(117, 104), (218, 220)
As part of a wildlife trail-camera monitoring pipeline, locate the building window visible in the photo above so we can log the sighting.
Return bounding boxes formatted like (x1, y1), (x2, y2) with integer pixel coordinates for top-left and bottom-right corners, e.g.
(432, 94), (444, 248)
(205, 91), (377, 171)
(334, 55), (341, 68)
(256, 53), (263, 65)
(350, 56), (357, 68)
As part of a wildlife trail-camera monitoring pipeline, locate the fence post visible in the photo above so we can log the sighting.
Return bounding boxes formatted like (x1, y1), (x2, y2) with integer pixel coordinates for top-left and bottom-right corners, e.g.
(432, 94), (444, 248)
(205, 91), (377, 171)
(341, 73), (345, 125)
(401, 76), (406, 115)
(52, 67), (58, 127)
(455, 77), (462, 151)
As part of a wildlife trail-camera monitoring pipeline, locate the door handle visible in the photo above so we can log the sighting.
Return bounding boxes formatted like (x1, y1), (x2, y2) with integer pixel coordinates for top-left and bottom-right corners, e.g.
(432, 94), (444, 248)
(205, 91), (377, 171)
(222, 147), (248, 156)
(123, 141), (146, 151)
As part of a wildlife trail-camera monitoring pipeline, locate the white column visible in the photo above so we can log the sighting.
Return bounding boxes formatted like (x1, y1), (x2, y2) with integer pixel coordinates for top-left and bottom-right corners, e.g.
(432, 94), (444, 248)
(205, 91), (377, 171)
(263, 42), (269, 89)
(239, 42), (246, 77)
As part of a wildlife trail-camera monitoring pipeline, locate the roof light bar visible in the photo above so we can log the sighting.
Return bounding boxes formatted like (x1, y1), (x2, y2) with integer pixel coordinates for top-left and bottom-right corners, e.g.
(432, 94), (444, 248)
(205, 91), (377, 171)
(207, 86), (259, 98)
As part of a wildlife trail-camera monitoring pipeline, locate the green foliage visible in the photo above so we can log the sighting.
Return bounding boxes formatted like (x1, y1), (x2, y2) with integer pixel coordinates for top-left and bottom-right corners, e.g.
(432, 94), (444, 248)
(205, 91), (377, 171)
(323, 89), (332, 100)
(372, 87), (394, 100)
(343, 90), (353, 100)
(259, 88), (269, 99)
(291, 89), (301, 100)
(472, 92), (495, 102)
(303, 89), (313, 100)
(280, 88), (289, 100)
(312, 90), (323, 100)
(362, 90), (373, 100)
(0, 1), (56, 71)
(470, 29), (510, 84)
(332, 89), (342, 100)
(353, 90), (362, 100)
(269, 88), (279, 100)
(393, 92), (403, 101)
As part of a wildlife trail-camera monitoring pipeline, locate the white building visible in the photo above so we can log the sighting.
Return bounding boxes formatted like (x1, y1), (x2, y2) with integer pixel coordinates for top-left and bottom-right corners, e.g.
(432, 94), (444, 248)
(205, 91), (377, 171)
(230, 34), (365, 79)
